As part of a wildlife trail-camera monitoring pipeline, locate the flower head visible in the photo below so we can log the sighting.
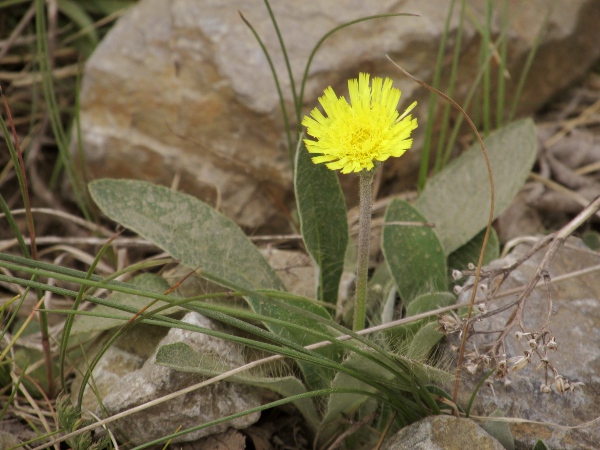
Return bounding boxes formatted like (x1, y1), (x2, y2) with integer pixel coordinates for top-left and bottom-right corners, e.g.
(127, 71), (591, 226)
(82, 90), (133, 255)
(302, 73), (417, 174)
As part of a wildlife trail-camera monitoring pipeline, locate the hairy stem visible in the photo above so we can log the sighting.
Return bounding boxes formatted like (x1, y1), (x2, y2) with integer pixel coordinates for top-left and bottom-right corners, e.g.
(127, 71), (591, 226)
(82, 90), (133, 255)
(354, 170), (374, 331)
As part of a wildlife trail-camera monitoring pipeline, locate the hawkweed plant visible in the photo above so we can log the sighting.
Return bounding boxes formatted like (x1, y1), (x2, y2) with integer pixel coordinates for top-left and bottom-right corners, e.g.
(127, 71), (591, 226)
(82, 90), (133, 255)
(302, 73), (417, 331)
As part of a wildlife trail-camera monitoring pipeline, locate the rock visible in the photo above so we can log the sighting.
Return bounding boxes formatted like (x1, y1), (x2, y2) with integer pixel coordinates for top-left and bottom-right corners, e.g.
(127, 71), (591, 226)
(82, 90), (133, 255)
(176, 428), (246, 450)
(77, 312), (261, 445)
(75, 0), (600, 231)
(381, 415), (505, 450)
(261, 247), (315, 298)
(449, 237), (600, 449)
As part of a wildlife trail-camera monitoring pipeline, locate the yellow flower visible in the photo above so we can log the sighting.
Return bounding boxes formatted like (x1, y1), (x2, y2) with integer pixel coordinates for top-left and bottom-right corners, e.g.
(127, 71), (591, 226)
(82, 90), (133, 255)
(302, 73), (418, 174)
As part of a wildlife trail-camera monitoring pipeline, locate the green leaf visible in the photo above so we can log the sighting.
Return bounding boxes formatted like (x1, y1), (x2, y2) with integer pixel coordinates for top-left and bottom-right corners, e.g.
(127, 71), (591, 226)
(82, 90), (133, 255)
(58, 0), (99, 44)
(89, 179), (285, 292)
(295, 143), (348, 304)
(582, 230), (600, 251)
(448, 227), (500, 275)
(382, 199), (447, 306)
(319, 350), (397, 444)
(319, 348), (452, 444)
(416, 118), (536, 255)
(70, 273), (172, 335)
(155, 342), (320, 432)
(405, 291), (456, 318)
(480, 409), (515, 450)
(89, 179), (336, 390)
(392, 292), (455, 343)
(82, 0), (135, 15)
(405, 321), (445, 361)
(368, 262), (397, 325)
(532, 439), (550, 450)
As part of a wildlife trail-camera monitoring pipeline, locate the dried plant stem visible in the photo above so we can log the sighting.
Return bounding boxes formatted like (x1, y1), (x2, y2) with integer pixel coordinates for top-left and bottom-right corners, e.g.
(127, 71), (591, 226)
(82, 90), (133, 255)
(386, 56), (495, 405)
(489, 195), (600, 351)
(353, 170), (375, 331)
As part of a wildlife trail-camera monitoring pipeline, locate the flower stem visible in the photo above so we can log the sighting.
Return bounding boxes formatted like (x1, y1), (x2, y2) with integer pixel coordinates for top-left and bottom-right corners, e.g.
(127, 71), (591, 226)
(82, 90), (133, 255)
(353, 170), (374, 331)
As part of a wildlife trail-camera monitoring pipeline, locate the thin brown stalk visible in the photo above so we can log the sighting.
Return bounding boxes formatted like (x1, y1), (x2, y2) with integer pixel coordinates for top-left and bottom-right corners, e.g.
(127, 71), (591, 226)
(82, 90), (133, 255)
(385, 55), (495, 405)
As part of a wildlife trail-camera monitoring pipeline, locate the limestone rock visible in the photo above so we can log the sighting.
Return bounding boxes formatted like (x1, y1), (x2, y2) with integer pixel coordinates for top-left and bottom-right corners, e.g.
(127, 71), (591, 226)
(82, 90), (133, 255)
(450, 238), (600, 449)
(76, 0), (600, 230)
(381, 415), (505, 450)
(79, 312), (261, 445)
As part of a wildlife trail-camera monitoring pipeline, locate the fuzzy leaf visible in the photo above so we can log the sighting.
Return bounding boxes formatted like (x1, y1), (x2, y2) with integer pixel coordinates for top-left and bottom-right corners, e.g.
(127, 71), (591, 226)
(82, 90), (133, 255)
(319, 348), (452, 444)
(416, 118), (536, 255)
(405, 321), (445, 361)
(295, 143), (348, 304)
(89, 179), (337, 389)
(392, 292), (455, 343)
(382, 199), (447, 306)
(532, 440), (550, 450)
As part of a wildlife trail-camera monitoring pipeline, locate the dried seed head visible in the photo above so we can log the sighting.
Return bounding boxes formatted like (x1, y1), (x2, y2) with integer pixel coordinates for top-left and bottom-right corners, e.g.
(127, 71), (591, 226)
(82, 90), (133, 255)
(438, 312), (463, 334)
(547, 336), (558, 351)
(540, 383), (552, 394)
(480, 355), (492, 367)
(554, 375), (566, 394)
(496, 359), (508, 378)
(509, 354), (531, 372)
(465, 362), (480, 375)
(528, 339), (538, 350)
(476, 303), (487, 314)
(452, 269), (463, 281)
(453, 285), (463, 295)
(515, 331), (524, 340)
(468, 263), (475, 270)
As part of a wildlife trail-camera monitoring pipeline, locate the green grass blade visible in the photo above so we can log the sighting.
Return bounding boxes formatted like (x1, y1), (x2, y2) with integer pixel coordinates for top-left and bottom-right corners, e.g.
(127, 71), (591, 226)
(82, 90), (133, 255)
(507, 5), (551, 121)
(433, 0), (466, 175)
(35, 0), (91, 220)
(420, 0), (456, 190)
(297, 13), (418, 133)
(239, 11), (293, 163)
(263, 0), (298, 118)
(496, 0), (509, 128)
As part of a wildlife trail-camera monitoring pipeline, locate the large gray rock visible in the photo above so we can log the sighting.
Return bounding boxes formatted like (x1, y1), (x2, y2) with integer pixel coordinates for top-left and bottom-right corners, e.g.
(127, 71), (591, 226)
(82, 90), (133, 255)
(78, 312), (261, 445)
(76, 0), (600, 230)
(450, 238), (600, 449)
(381, 415), (505, 450)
